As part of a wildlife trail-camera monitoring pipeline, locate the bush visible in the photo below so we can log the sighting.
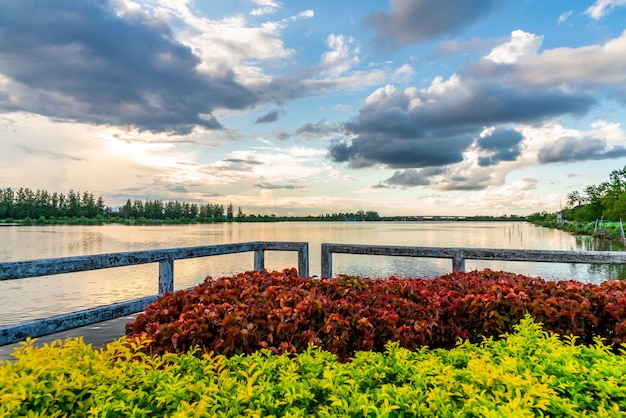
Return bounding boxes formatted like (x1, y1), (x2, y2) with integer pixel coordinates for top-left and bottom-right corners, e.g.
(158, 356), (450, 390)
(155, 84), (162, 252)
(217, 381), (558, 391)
(3, 317), (626, 416)
(126, 269), (626, 360)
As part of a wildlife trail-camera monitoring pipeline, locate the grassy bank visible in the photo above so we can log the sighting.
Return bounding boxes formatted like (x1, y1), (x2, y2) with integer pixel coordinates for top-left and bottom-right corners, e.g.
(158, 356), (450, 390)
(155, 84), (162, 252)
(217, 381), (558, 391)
(530, 219), (626, 245)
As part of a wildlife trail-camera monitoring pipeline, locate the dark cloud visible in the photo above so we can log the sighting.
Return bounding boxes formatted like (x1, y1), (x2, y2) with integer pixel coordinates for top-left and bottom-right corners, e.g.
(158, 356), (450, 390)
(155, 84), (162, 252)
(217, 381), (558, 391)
(0, 1), (257, 134)
(252, 68), (318, 103)
(383, 167), (446, 187)
(437, 178), (491, 191)
(477, 156), (498, 167)
(106, 184), (192, 204)
(329, 133), (472, 169)
(538, 137), (626, 163)
(223, 158), (263, 165)
(218, 158), (264, 172)
(254, 109), (280, 124)
(295, 120), (342, 140)
(476, 128), (523, 167)
(166, 185), (190, 194)
(272, 130), (292, 142)
(255, 182), (306, 190)
(477, 128), (522, 150)
(422, 82), (594, 126)
(381, 167), (490, 190)
(364, 0), (497, 49)
(328, 139), (353, 163)
(328, 81), (593, 169)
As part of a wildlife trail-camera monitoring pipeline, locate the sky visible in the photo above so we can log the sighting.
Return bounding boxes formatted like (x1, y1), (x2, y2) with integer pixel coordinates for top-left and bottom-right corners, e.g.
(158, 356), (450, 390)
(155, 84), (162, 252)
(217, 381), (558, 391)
(1, 0), (626, 217)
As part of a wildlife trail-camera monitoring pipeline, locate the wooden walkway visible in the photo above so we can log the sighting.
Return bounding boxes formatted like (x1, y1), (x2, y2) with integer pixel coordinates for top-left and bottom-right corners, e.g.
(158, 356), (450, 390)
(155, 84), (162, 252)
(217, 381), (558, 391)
(0, 315), (136, 362)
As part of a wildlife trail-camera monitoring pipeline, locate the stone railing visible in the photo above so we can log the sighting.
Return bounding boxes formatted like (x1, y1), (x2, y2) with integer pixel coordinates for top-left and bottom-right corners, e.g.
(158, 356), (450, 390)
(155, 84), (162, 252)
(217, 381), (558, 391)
(2, 241), (626, 346)
(0, 241), (308, 345)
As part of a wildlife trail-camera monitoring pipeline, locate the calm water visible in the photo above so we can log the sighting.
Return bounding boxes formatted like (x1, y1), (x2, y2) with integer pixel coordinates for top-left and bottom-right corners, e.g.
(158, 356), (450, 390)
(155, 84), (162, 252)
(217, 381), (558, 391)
(1, 221), (624, 326)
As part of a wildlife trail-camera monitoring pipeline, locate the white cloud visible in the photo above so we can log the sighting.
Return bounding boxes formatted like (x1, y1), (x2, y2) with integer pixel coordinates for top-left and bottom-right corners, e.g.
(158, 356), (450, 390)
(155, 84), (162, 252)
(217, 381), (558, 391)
(588, 119), (626, 145)
(557, 10), (573, 24)
(484, 30), (543, 64)
(423, 73), (463, 96)
(321, 34), (360, 77)
(251, 7), (277, 16)
(122, 1), (295, 83)
(297, 10), (314, 18)
(454, 185), (560, 213)
(203, 146), (327, 188)
(394, 64), (414, 78)
(364, 85), (397, 105)
(332, 104), (351, 112)
(191, 17), (295, 82)
(586, 0), (626, 19)
(252, 0), (281, 6)
(512, 30), (626, 87)
(305, 64), (410, 93)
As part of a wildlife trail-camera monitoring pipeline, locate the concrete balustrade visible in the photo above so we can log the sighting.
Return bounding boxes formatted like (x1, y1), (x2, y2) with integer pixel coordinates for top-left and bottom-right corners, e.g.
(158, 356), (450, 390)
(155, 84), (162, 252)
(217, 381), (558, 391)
(2, 240), (626, 346)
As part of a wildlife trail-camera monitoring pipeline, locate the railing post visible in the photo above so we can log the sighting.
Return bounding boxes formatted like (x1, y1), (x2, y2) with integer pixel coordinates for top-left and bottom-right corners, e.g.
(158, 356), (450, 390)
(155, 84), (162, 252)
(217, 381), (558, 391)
(298, 243), (309, 277)
(452, 251), (465, 272)
(158, 255), (174, 294)
(321, 244), (332, 278)
(254, 249), (265, 271)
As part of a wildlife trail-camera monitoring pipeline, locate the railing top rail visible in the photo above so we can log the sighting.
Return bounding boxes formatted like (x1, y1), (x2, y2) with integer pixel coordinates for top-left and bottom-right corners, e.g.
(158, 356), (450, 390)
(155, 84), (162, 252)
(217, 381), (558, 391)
(0, 241), (308, 281)
(321, 243), (626, 264)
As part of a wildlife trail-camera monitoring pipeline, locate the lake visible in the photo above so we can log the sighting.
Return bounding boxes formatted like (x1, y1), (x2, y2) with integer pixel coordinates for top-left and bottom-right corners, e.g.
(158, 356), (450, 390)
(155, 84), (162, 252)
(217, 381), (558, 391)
(1, 221), (624, 326)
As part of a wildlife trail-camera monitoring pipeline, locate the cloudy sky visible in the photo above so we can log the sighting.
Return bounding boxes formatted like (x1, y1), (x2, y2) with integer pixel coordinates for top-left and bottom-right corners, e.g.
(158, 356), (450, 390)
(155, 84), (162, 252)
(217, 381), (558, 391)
(1, 0), (626, 216)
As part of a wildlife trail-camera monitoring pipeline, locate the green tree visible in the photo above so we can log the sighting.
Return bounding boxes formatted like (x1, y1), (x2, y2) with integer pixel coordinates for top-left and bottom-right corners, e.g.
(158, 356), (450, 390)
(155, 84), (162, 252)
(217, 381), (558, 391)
(132, 199), (144, 219)
(67, 190), (81, 218)
(120, 199), (133, 219)
(0, 188), (14, 218)
(82, 192), (97, 218)
(601, 167), (626, 220)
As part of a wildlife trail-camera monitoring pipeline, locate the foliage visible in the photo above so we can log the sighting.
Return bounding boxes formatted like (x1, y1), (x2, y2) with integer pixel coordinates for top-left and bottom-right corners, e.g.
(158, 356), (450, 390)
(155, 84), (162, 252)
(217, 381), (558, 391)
(3, 317), (626, 416)
(0, 188), (108, 220)
(117, 198), (225, 221)
(541, 165), (626, 223)
(0, 186), (387, 223)
(126, 268), (626, 360)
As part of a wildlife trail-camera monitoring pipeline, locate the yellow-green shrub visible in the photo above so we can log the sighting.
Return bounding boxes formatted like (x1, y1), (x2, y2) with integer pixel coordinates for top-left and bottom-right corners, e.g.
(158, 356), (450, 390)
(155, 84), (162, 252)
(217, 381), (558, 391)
(2, 316), (626, 417)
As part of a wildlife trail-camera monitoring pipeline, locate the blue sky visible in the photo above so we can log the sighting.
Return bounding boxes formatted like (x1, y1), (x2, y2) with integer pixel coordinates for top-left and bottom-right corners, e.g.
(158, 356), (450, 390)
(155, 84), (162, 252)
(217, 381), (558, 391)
(1, 0), (626, 216)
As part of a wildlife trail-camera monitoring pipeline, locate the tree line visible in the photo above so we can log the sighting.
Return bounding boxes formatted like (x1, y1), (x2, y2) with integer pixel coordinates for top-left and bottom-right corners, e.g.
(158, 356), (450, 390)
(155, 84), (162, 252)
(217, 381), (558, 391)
(0, 187), (386, 224)
(0, 188), (108, 220)
(0, 187), (242, 222)
(117, 199), (238, 221)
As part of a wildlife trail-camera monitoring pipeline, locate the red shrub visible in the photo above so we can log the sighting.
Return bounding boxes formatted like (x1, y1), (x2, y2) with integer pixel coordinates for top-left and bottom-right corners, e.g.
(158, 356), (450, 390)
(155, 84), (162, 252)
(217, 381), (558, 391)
(126, 268), (626, 360)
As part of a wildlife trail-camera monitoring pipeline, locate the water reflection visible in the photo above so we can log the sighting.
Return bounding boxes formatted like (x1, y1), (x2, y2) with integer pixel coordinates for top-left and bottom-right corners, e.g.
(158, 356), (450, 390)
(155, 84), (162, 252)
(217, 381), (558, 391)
(0, 222), (624, 326)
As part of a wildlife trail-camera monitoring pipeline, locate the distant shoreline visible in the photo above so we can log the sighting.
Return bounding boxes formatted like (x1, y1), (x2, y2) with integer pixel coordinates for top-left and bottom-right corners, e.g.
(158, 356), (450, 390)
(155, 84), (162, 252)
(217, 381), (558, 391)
(0, 216), (527, 227)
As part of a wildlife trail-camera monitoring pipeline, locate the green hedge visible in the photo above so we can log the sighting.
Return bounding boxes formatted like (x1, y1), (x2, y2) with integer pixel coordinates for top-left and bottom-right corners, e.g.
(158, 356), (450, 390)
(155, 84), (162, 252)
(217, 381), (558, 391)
(2, 316), (626, 416)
